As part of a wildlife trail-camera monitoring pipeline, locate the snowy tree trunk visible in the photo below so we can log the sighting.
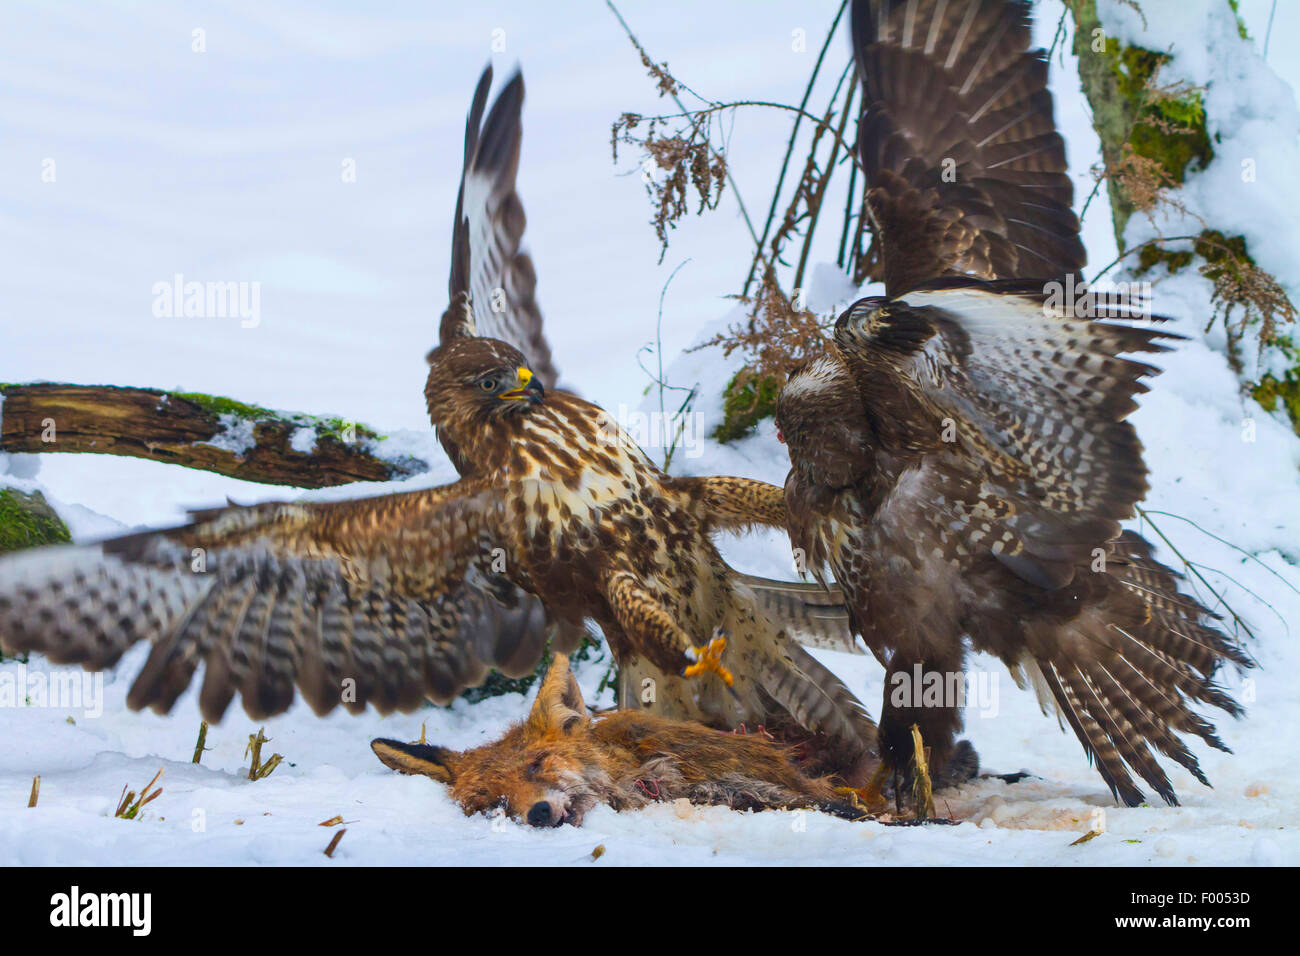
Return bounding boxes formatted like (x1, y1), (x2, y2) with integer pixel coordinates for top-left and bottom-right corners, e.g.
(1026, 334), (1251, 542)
(0, 383), (431, 488)
(1069, 0), (1299, 433)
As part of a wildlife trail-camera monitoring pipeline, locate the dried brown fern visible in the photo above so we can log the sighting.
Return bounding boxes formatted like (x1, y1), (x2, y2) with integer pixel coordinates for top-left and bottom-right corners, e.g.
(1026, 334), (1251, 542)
(694, 268), (831, 392)
(1196, 234), (1297, 356)
(611, 112), (727, 262)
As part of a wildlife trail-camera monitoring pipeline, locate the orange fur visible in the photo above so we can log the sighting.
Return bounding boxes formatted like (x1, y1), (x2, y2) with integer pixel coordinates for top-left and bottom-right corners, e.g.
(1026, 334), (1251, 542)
(372, 655), (863, 826)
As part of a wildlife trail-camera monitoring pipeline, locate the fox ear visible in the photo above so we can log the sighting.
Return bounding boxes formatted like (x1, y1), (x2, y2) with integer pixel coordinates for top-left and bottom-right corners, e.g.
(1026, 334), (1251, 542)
(527, 654), (590, 735)
(370, 739), (460, 784)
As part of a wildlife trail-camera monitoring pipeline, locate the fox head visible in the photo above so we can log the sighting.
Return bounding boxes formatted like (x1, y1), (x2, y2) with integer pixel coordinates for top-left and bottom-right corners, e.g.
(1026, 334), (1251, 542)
(372, 654), (620, 827)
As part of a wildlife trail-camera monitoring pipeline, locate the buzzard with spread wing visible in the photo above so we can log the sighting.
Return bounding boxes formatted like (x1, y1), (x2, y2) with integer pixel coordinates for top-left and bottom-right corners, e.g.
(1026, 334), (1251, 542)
(0, 67), (878, 780)
(775, 0), (1251, 812)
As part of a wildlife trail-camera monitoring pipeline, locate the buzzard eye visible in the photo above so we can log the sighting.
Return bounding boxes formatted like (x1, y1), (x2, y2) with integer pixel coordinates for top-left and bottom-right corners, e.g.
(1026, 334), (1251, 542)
(479, 378), (497, 392)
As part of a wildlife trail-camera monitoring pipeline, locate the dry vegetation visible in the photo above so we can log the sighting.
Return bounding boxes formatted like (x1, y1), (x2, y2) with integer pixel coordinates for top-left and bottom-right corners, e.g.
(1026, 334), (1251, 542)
(608, 0), (1295, 433)
(607, 1), (859, 396)
(696, 268), (831, 394)
(611, 110), (727, 262)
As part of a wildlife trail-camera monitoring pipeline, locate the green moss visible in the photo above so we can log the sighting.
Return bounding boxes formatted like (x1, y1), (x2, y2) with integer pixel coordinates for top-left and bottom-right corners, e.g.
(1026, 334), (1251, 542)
(1072, 2), (1213, 244)
(0, 488), (71, 554)
(171, 391), (276, 422)
(1252, 332), (1300, 436)
(1251, 370), (1300, 434)
(170, 393), (385, 445)
(1135, 230), (1252, 279)
(307, 416), (384, 445)
(1191, 230), (1254, 289)
(712, 372), (780, 444)
(1136, 243), (1194, 276)
(1226, 0), (1250, 40)
(1114, 45), (1213, 184)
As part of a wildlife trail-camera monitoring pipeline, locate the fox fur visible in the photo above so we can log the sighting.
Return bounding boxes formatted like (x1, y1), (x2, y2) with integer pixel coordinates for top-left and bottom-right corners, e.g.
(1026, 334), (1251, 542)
(372, 654), (867, 826)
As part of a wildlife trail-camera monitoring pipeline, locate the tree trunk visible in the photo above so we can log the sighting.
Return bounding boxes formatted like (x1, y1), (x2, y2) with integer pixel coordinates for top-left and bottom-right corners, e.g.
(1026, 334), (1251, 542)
(1068, 0), (1298, 433)
(0, 383), (429, 488)
(1068, 0), (1214, 251)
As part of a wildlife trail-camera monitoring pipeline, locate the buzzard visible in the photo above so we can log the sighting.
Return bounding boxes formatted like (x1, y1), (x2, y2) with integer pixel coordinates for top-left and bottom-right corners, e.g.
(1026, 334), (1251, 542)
(775, 0), (1251, 812)
(0, 67), (878, 780)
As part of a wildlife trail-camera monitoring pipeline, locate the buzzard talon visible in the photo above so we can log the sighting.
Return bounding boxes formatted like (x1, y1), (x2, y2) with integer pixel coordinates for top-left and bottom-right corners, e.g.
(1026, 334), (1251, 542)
(833, 783), (886, 813)
(682, 631), (734, 688)
(879, 727), (937, 820)
(846, 758), (891, 809)
(909, 724), (936, 821)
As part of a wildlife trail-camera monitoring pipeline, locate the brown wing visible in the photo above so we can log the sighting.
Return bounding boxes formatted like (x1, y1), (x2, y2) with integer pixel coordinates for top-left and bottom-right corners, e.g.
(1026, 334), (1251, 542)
(0, 482), (555, 722)
(734, 575), (862, 655)
(832, 281), (1174, 588)
(852, 0), (1086, 296)
(436, 66), (561, 389)
(783, 287), (1248, 805)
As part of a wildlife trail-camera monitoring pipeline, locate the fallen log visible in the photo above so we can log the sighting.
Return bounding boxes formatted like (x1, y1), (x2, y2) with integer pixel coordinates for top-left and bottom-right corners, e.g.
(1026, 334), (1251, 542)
(0, 382), (429, 488)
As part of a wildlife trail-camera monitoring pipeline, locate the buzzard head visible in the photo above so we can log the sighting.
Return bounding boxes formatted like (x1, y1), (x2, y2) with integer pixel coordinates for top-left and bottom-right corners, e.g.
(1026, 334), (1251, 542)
(425, 337), (545, 435)
(832, 296), (892, 354)
(775, 353), (871, 490)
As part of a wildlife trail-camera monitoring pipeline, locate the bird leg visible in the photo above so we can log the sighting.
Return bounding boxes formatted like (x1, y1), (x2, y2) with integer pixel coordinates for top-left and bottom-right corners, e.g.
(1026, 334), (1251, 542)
(682, 629), (734, 687)
(875, 720), (939, 820)
(860, 756), (892, 805)
(834, 757), (891, 810)
(909, 723), (936, 820)
(603, 571), (734, 688)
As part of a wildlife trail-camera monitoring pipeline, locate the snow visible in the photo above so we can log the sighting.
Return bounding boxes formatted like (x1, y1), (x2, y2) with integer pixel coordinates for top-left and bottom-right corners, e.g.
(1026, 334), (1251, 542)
(198, 413), (258, 457)
(1099, 0), (1300, 383)
(288, 425), (318, 455)
(1, 1), (1298, 866)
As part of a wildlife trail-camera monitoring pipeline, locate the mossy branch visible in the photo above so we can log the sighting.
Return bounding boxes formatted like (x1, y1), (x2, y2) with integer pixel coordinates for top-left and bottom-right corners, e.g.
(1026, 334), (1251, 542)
(0, 382), (430, 488)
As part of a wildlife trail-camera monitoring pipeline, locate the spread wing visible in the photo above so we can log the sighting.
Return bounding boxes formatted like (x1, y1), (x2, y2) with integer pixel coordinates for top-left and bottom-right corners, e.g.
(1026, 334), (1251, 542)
(852, 0), (1086, 296)
(436, 66), (561, 389)
(0, 483), (557, 722)
(833, 280), (1175, 589)
(735, 575), (862, 655)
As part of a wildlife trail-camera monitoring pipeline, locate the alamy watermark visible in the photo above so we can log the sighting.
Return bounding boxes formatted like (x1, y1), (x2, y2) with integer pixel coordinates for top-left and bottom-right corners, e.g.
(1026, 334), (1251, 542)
(598, 404), (707, 460)
(152, 273), (260, 328)
(0, 662), (103, 718)
(1041, 274), (1153, 322)
(50, 886), (151, 936)
(888, 664), (1000, 719)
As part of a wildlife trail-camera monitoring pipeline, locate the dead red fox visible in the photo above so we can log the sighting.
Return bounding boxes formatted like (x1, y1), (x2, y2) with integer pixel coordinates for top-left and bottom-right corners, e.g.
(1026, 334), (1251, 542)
(372, 654), (869, 826)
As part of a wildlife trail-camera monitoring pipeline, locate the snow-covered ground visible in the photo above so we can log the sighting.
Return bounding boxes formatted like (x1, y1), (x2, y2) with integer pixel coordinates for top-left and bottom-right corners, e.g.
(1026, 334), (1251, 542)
(1, 1), (1297, 865)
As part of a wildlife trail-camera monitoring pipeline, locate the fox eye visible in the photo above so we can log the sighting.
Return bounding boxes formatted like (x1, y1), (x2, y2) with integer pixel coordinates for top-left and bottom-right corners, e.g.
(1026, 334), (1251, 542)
(525, 754), (547, 778)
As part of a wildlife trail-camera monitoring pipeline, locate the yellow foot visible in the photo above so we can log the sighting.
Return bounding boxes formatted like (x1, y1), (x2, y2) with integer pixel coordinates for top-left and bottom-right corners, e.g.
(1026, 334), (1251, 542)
(683, 630), (734, 687)
(910, 723), (936, 820)
(833, 783), (887, 813)
(850, 757), (893, 808)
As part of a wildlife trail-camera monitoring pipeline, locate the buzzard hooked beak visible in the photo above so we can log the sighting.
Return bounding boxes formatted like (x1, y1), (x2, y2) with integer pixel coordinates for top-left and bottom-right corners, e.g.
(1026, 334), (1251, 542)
(501, 366), (544, 404)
